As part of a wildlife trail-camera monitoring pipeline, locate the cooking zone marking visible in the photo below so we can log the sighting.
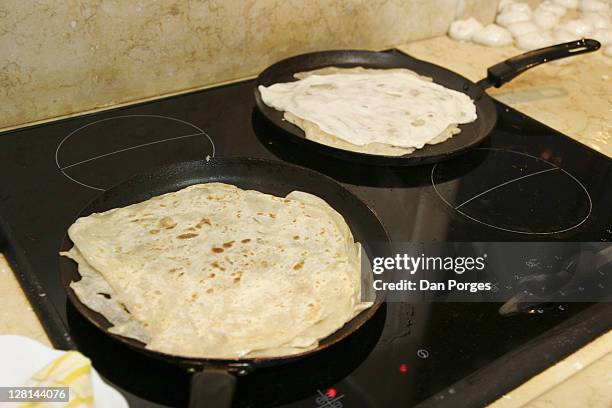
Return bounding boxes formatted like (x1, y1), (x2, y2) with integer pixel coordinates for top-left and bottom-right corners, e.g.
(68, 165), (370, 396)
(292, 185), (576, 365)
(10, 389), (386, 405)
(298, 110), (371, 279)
(453, 167), (559, 210)
(59, 131), (208, 170)
(431, 148), (593, 235)
(55, 114), (215, 191)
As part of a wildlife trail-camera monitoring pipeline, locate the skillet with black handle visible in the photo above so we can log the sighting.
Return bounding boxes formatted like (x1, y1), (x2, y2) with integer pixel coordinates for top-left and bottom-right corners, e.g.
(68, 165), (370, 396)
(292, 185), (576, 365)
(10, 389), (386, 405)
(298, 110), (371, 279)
(59, 158), (389, 408)
(254, 39), (601, 166)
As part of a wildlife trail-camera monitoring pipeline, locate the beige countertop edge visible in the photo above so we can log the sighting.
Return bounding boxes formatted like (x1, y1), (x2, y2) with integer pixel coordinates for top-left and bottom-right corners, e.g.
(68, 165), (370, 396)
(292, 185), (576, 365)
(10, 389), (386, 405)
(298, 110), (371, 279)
(490, 330), (612, 407)
(0, 74), (257, 134)
(0, 255), (50, 346)
(1, 35), (611, 407)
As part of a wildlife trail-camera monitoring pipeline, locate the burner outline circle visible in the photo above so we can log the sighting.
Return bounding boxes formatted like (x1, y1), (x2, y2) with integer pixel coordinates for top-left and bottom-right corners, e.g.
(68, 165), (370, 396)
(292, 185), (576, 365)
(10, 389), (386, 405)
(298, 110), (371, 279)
(55, 114), (215, 191)
(430, 147), (593, 235)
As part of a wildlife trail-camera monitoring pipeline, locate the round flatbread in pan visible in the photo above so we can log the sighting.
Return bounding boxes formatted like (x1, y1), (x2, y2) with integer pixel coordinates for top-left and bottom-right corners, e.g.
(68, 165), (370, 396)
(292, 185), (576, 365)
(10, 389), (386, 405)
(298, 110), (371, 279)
(254, 49), (496, 166)
(59, 158), (388, 367)
(254, 41), (600, 166)
(259, 66), (475, 156)
(63, 184), (371, 359)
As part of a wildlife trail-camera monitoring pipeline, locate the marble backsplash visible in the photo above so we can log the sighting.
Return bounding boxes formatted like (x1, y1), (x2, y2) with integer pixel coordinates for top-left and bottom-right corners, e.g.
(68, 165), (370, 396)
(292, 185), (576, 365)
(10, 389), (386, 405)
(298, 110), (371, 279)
(0, 0), (498, 130)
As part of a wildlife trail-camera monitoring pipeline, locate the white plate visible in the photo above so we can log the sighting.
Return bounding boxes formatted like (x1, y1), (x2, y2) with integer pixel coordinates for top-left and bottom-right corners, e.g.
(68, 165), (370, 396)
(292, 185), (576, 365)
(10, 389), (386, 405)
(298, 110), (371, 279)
(0, 335), (128, 408)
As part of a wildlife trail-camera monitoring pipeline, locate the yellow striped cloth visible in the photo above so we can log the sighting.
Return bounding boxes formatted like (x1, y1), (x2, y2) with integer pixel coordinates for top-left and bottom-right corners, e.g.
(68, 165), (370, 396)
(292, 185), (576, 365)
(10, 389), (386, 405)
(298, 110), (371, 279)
(19, 351), (94, 408)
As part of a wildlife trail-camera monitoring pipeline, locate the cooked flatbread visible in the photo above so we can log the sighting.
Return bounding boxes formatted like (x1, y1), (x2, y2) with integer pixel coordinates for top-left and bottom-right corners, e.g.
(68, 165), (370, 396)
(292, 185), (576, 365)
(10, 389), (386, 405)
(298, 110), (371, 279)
(258, 67), (476, 156)
(62, 183), (371, 358)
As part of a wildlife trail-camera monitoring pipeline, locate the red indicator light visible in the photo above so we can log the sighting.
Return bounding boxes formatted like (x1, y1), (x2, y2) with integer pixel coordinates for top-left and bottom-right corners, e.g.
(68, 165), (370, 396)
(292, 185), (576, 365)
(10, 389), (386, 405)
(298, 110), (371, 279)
(325, 387), (337, 398)
(399, 363), (408, 373)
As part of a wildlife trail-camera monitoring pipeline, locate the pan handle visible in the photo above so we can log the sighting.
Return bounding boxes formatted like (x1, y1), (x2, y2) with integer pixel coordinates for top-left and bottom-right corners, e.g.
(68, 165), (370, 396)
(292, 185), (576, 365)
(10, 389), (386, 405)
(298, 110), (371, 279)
(476, 39), (601, 89)
(188, 368), (236, 408)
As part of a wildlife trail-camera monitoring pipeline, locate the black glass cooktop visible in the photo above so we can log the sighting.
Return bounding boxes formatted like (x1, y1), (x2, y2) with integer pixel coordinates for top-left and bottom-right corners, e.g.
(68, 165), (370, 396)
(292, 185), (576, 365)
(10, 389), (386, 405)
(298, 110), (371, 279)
(1, 71), (611, 408)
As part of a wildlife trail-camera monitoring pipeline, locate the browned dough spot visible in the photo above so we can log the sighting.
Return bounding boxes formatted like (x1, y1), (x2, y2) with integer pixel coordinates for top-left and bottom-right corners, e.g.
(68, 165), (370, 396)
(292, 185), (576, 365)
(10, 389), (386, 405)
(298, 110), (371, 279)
(158, 217), (177, 229)
(177, 233), (199, 239)
(196, 218), (211, 229)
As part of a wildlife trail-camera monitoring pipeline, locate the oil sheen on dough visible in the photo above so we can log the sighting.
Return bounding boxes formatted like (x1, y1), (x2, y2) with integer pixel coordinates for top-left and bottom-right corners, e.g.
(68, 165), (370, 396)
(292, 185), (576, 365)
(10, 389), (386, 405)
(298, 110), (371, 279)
(258, 69), (477, 150)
